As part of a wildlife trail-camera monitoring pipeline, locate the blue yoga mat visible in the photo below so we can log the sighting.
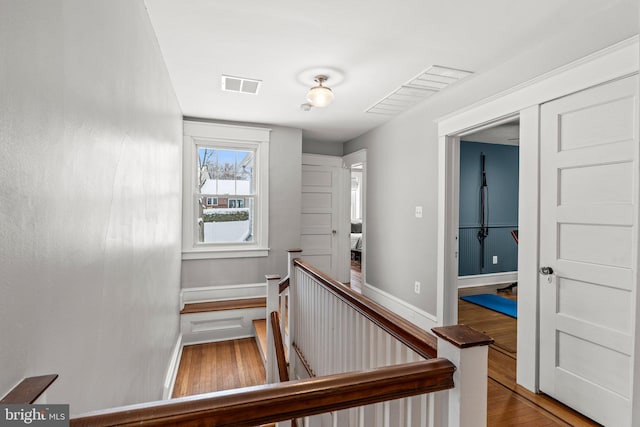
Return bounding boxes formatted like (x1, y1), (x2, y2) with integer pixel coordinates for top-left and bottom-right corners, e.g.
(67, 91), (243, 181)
(460, 293), (517, 318)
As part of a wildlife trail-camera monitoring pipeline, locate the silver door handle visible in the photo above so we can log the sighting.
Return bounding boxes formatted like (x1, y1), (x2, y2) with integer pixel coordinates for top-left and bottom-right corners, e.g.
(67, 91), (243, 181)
(539, 266), (554, 275)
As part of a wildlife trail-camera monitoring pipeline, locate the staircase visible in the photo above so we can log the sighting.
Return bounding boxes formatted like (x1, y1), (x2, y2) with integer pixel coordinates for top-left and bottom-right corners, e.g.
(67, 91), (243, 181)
(180, 297), (267, 314)
(252, 318), (268, 366)
(179, 291), (267, 345)
(178, 292), (277, 386)
(71, 252), (491, 427)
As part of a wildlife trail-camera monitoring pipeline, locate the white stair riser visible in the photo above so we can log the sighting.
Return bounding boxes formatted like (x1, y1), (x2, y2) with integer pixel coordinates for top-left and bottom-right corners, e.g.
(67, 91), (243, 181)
(181, 307), (266, 345)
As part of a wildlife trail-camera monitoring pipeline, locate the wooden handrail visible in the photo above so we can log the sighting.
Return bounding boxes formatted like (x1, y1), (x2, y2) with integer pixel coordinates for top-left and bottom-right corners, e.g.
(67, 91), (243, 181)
(270, 311), (297, 427)
(71, 359), (454, 427)
(293, 258), (438, 358)
(1, 375), (58, 404)
(278, 276), (290, 294)
(270, 311), (289, 382)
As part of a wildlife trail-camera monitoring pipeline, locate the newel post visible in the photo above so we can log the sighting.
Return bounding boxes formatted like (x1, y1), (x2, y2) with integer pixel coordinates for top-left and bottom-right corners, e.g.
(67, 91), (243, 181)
(265, 274), (281, 384)
(432, 325), (494, 427)
(287, 248), (302, 379)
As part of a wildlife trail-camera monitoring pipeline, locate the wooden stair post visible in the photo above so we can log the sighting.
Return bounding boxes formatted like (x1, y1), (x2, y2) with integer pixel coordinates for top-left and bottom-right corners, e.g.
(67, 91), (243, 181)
(265, 274), (281, 383)
(432, 325), (494, 427)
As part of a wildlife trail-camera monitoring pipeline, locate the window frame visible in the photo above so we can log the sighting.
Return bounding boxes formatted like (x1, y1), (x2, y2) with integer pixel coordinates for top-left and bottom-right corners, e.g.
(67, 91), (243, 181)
(182, 121), (270, 259)
(205, 196), (219, 206)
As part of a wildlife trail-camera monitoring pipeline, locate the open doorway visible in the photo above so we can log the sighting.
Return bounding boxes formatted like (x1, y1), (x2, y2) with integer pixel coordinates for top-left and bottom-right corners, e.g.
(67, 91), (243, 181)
(343, 149), (366, 293)
(349, 163), (363, 292)
(456, 120), (520, 365)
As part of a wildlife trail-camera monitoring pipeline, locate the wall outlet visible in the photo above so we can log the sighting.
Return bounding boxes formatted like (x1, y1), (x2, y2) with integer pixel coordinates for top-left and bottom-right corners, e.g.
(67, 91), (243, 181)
(415, 206), (423, 218)
(493, 255), (498, 264)
(414, 281), (421, 294)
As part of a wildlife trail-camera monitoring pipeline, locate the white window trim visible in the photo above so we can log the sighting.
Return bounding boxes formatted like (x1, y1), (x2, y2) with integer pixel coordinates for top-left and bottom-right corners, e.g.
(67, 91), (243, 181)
(182, 121), (270, 259)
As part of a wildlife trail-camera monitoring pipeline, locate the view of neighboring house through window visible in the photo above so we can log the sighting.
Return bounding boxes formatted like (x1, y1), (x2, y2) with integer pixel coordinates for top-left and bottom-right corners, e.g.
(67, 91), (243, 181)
(197, 147), (254, 243)
(182, 121), (269, 259)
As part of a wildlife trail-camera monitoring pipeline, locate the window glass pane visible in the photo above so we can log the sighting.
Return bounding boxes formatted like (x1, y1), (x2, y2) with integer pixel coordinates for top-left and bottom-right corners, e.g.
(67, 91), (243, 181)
(198, 147), (217, 192)
(237, 151), (254, 195)
(197, 196), (254, 244)
(198, 147), (254, 196)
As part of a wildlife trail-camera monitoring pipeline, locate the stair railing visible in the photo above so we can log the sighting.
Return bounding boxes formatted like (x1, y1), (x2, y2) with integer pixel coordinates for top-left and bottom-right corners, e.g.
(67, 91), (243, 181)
(71, 360), (455, 426)
(1, 374), (58, 404)
(262, 249), (493, 427)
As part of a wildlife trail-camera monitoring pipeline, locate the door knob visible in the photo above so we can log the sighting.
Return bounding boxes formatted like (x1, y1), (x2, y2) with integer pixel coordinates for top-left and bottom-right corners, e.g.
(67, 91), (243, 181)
(539, 266), (554, 275)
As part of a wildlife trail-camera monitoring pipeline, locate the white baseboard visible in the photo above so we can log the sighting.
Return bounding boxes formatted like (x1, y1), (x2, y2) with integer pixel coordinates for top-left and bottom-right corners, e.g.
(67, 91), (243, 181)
(163, 334), (183, 400)
(457, 272), (518, 288)
(180, 283), (266, 309)
(362, 283), (438, 332)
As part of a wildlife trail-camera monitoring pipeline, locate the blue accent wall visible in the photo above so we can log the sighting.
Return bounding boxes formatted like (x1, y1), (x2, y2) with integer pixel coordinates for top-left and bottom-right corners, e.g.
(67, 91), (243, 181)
(459, 141), (519, 276)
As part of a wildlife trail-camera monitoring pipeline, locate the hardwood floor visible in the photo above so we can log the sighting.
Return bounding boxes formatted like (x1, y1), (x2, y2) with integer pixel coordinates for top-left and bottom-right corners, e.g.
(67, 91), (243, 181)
(348, 259), (362, 293)
(459, 285), (601, 426)
(172, 338), (266, 398)
(458, 286), (517, 355)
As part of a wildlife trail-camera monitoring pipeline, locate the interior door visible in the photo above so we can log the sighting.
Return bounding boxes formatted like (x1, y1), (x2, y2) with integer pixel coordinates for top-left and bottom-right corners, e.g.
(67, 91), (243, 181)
(301, 157), (341, 279)
(539, 75), (638, 426)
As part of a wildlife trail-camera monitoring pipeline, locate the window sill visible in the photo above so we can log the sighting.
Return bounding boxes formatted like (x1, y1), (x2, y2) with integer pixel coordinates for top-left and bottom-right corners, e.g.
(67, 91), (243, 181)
(182, 247), (270, 260)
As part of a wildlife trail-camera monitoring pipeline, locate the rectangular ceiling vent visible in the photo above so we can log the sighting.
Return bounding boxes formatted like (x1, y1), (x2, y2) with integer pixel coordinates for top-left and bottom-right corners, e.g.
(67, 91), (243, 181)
(366, 65), (472, 116)
(221, 74), (262, 95)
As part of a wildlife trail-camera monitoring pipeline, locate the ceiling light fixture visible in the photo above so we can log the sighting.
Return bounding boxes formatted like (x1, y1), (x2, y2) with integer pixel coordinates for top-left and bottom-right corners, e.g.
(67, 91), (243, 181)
(306, 75), (334, 107)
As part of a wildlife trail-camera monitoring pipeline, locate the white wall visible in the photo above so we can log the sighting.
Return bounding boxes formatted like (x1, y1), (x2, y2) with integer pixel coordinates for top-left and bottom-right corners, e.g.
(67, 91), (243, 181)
(0, 0), (182, 414)
(344, 2), (638, 316)
(181, 122), (302, 287)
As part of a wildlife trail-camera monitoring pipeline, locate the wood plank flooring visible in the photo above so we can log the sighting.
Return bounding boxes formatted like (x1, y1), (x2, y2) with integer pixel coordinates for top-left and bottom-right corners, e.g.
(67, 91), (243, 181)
(348, 259), (362, 293)
(459, 285), (601, 426)
(172, 338), (265, 398)
(458, 293), (517, 354)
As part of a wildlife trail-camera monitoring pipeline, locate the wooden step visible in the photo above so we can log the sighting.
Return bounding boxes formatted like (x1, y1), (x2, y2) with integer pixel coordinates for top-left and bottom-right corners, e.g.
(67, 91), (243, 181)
(180, 297), (266, 315)
(253, 319), (267, 367)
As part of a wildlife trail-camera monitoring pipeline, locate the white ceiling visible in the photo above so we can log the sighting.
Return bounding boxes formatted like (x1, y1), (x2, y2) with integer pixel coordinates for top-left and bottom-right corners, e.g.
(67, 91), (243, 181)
(143, 0), (630, 144)
(463, 121), (520, 146)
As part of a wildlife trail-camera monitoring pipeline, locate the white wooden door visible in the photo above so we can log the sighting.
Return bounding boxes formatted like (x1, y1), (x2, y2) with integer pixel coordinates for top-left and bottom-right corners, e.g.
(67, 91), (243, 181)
(301, 156), (341, 279)
(539, 76), (638, 426)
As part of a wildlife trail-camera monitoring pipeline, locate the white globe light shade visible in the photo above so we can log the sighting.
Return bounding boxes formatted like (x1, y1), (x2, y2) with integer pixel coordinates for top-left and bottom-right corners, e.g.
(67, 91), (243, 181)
(306, 85), (335, 107)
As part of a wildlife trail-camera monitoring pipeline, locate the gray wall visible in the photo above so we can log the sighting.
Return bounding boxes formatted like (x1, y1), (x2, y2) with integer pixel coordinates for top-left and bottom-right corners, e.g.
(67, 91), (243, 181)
(458, 142), (519, 276)
(181, 123), (302, 287)
(302, 139), (344, 156)
(344, 3), (637, 316)
(0, 0), (182, 414)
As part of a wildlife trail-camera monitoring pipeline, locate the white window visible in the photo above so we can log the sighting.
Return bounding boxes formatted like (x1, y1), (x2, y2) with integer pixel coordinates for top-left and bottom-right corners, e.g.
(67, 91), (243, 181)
(182, 121), (270, 259)
(228, 198), (245, 209)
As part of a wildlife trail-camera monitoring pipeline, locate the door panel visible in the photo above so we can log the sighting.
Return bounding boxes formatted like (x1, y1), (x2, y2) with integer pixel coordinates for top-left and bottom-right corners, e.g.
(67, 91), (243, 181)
(557, 277), (631, 332)
(539, 76), (638, 427)
(301, 163), (339, 278)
